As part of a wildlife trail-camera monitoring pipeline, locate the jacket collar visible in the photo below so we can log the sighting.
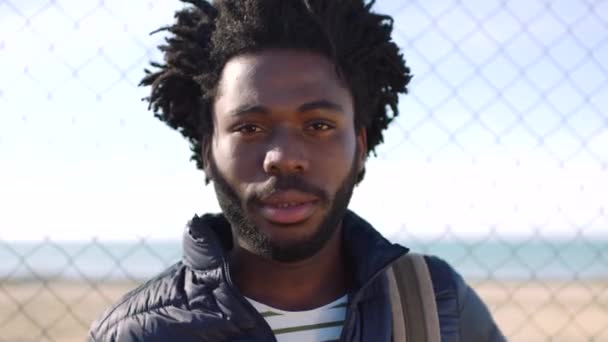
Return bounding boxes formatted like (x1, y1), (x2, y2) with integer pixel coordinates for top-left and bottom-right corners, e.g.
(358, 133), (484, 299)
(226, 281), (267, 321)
(182, 210), (408, 288)
(341, 210), (408, 288)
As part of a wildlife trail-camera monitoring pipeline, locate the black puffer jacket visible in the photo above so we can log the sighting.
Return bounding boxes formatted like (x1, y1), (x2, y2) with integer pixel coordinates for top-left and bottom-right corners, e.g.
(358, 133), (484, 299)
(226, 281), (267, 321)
(89, 210), (505, 341)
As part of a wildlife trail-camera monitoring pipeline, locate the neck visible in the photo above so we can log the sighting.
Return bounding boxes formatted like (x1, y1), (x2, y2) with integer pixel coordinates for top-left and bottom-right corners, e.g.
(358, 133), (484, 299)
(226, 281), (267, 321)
(228, 224), (347, 311)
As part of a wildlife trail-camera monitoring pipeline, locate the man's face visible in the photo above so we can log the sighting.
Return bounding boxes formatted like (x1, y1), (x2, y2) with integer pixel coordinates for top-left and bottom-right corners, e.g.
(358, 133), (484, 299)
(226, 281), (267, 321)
(207, 49), (366, 262)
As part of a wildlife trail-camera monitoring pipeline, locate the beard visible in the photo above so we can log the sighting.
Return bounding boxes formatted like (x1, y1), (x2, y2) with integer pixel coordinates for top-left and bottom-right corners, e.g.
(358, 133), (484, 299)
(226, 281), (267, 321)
(208, 150), (360, 263)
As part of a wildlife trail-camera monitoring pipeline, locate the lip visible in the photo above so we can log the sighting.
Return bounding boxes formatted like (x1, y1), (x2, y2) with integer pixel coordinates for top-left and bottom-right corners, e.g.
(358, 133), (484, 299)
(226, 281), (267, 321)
(258, 190), (319, 225)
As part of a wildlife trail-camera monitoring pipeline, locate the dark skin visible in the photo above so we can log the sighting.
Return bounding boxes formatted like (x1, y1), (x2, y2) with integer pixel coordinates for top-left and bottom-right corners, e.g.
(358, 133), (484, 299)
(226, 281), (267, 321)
(207, 49), (367, 311)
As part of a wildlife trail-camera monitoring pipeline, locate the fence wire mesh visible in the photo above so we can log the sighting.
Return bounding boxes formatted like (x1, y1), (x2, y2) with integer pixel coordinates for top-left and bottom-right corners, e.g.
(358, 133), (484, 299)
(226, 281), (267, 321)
(1, 0), (607, 341)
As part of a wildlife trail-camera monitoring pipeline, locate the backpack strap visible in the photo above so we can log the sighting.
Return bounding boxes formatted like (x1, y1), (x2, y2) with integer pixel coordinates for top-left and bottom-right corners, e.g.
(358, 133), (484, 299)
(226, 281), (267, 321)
(386, 253), (441, 342)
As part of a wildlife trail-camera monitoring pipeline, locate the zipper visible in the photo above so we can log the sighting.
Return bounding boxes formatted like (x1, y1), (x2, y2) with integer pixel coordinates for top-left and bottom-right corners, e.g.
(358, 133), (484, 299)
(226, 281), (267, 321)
(222, 260), (277, 341)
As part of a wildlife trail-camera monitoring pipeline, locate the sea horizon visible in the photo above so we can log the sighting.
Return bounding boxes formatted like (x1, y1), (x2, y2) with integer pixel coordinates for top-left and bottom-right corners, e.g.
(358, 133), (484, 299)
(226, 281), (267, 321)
(1, 237), (607, 282)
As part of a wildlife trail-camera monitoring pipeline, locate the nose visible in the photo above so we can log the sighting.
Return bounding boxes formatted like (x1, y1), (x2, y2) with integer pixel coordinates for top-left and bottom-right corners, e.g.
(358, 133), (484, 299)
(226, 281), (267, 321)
(263, 129), (310, 175)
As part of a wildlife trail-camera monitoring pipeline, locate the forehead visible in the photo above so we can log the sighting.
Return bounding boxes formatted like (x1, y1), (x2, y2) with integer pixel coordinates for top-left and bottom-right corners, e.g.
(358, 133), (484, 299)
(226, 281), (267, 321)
(214, 49), (352, 112)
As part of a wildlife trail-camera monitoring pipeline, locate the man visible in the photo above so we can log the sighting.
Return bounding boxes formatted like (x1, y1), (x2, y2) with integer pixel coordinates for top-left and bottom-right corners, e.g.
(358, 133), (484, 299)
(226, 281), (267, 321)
(89, 0), (505, 341)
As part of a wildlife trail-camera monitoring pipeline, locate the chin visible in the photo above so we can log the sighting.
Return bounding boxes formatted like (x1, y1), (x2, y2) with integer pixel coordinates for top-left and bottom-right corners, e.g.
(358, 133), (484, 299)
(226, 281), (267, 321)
(260, 217), (337, 262)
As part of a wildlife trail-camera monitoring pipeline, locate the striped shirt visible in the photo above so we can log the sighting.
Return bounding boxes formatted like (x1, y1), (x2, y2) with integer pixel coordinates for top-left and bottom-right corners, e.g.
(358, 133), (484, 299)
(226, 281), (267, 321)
(246, 295), (348, 342)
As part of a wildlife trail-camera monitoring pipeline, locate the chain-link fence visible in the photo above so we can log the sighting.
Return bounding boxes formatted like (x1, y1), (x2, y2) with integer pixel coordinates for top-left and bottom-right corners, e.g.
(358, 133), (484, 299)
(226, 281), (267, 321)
(1, 0), (607, 341)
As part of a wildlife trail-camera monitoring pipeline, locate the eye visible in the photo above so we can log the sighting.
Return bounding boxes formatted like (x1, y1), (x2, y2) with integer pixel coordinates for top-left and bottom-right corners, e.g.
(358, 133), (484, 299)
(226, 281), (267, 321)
(307, 122), (334, 131)
(236, 124), (263, 134)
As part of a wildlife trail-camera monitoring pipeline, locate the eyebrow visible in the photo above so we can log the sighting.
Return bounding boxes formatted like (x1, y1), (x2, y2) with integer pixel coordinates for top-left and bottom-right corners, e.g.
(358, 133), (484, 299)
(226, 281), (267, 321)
(228, 99), (345, 117)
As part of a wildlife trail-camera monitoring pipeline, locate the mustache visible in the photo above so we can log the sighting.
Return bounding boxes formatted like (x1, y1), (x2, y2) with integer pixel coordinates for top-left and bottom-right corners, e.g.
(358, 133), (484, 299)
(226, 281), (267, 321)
(249, 175), (328, 203)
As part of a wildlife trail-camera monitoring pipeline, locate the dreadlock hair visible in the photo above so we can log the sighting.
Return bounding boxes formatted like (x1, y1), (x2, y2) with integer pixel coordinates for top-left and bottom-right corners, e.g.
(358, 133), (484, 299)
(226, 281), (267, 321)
(140, 0), (412, 184)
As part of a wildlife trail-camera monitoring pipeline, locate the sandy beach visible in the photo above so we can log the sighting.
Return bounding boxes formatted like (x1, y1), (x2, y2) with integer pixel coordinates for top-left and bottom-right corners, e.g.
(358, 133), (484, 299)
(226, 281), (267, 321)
(1, 279), (606, 342)
(472, 280), (608, 341)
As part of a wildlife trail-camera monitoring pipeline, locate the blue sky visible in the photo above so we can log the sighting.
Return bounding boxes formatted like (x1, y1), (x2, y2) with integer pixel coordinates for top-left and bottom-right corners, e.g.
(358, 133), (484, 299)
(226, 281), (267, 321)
(0, 0), (607, 241)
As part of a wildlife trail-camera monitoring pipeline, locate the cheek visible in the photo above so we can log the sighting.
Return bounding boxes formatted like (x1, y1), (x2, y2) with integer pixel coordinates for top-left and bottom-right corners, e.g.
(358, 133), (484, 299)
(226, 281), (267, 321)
(212, 135), (263, 183)
(312, 131), (358, 181)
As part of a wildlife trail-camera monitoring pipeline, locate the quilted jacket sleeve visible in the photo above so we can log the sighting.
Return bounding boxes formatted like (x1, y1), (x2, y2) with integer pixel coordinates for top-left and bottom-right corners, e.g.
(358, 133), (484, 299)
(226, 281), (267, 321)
(458, 282), (506, 341)
(424, 255), (506, 342)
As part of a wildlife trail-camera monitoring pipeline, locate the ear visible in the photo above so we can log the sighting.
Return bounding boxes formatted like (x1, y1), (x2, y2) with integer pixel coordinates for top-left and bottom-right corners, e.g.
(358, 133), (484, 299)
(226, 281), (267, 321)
(202, 138), (213, 183)
(356, 127), (367, 172)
